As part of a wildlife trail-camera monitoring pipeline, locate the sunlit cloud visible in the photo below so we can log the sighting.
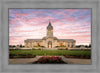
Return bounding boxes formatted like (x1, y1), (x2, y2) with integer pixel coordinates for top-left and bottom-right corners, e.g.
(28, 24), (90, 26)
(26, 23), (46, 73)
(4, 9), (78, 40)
(9, 9), (91, 45)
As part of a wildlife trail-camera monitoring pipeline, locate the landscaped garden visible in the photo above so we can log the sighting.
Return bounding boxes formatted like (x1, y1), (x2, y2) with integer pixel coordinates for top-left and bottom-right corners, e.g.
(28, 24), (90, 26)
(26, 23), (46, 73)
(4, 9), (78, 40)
(9, 49), (91, 59)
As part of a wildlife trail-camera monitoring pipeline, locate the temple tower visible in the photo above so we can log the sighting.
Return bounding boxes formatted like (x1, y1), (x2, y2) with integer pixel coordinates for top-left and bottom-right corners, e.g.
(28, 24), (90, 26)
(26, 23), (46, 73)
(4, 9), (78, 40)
(47, 21), (53, 37)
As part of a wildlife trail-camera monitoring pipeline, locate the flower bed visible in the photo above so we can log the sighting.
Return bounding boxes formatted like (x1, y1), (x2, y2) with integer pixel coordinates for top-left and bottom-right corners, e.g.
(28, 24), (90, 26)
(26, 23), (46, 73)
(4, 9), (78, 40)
(33, 56), (66, 64)
(63, 55), (91, 59)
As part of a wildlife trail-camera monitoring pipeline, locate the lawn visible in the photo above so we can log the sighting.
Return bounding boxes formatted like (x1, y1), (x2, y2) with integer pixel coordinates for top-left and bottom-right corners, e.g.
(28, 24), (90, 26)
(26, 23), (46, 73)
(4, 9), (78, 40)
(9, 49), (91, 56)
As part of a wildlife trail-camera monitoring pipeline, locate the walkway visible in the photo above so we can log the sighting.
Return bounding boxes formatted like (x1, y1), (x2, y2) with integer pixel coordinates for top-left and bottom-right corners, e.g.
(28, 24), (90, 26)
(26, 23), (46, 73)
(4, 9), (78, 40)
(9, 56), (91, 64)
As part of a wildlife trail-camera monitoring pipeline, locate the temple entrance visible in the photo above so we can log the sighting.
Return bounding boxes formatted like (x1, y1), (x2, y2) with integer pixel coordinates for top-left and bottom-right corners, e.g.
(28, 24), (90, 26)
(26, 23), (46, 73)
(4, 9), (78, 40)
(48, 41), (52, 48)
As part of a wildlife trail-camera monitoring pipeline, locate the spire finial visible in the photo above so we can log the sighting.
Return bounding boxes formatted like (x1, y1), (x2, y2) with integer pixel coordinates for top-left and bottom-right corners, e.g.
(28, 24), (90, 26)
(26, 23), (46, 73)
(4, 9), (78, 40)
(49, 19), (51, 26)
(47, 19), (53, 29)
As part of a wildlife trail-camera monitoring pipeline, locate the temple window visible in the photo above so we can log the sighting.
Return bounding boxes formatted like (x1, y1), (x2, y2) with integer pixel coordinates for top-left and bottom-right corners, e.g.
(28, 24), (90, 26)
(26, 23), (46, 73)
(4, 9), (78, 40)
(37, 43), (40, 46)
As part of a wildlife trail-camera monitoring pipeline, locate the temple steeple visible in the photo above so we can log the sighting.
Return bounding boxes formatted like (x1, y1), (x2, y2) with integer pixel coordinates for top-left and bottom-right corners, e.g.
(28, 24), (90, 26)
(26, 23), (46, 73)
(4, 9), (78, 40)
(47, 21), (53, 37)
(47, 20), (53, 30)
(49, 21), (51, 26)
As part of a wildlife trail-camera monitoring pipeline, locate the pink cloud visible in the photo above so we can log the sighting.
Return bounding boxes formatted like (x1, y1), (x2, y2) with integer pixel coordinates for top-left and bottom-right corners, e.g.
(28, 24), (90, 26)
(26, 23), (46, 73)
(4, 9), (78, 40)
(65, 9), (78, 13)
(9, 9), (91, 45)
(14, 13), (29, 17)
(9, 20), (16, 25)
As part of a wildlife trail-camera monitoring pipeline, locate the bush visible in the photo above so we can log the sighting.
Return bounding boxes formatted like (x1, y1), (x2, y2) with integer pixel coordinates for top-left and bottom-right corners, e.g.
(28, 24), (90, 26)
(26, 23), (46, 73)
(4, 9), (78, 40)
(65, 47), (68, 50)
(63, 54), (91, 59)
(32, 48), (36, 50)
(38, 48), (41, 50)
(9, 51), (36, 58)
(58, 48), (68, 50)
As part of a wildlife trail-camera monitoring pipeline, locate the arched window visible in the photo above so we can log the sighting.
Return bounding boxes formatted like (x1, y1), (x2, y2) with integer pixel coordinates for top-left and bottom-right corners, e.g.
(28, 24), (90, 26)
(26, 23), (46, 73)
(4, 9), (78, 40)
(48, 41), (52, 48)
(37, 43), (40, 46)
(71, 43), (73, 47)
(68, 43), (69, 47)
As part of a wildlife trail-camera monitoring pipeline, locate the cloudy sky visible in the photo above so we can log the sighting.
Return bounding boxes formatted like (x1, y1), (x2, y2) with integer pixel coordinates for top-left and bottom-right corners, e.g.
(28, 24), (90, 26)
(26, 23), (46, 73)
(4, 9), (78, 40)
(9, 9), (91, 45)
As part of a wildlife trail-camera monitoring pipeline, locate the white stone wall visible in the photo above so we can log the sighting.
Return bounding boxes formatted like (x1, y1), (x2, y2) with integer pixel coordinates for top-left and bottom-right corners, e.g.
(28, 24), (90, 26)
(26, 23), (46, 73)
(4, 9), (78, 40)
(25, 40), (76, 48)
(65, 42), (68, 47)
(53, 40), (58, 47)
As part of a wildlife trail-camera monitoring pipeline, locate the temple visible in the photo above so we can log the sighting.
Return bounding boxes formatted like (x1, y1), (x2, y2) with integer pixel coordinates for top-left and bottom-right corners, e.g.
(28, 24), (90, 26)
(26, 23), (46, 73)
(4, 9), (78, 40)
(24, 21), (76, 49)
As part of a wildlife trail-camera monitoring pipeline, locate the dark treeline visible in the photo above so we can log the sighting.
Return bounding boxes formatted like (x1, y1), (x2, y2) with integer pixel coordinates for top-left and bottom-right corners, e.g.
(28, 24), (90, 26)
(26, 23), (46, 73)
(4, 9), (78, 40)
(9, 44), (25, 47)
(76, 44), (91, 48)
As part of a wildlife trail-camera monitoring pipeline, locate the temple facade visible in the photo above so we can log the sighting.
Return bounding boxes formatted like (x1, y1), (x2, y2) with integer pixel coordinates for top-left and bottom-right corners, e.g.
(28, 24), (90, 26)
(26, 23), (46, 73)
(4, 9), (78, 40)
(24, 21), (76, 49)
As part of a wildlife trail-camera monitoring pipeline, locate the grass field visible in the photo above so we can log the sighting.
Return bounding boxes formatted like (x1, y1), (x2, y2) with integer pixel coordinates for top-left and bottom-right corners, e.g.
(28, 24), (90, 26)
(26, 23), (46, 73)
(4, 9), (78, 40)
(9, 49), (91, 56)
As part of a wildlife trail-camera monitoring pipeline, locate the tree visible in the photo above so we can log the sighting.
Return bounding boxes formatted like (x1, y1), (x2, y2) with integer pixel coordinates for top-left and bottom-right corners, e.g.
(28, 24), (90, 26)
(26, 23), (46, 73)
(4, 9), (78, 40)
(9, 45), (12, 47)
(22, 46), (25, 47)
(85, 45), (88, 48)
(89, 44), (91, 48)
(19, 44), (23, 47)
(12, 45), (16, 47)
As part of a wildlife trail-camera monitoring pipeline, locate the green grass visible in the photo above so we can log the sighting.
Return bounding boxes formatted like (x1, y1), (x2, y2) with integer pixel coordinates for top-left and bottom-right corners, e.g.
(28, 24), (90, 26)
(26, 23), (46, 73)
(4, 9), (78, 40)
(9, 50), (91, 56)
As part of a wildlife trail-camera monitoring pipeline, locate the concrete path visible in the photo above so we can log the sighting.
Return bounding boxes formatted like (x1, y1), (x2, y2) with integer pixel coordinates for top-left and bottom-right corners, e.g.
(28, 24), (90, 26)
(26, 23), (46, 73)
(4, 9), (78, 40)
(9, 56), (41, 64)
(62, 56), (91, 64)
(9, 56), (91, 64)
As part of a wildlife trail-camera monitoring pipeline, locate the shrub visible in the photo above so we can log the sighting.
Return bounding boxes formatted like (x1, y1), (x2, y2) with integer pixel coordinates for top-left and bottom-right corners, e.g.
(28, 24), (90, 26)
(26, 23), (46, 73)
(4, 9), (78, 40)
(32, 48), (36, 50)
(38, 48), (41, 50)
(65, 47), (68, 50)
(63, 54), (91, 59)
(58, 48), (65, 50)
(9, 52), (36, 58)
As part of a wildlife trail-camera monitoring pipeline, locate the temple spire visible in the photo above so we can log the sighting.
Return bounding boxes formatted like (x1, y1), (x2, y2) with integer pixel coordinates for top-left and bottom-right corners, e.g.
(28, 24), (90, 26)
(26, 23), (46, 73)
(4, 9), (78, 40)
(47, 20), (53, 29)
(49, 21), (51, 26)
(49, 19), (51, 26)
(47, 19), (53, 37)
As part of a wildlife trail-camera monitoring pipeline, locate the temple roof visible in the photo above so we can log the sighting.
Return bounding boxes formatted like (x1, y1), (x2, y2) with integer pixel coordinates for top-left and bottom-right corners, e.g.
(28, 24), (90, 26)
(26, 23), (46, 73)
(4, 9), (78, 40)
(59, 39), (76, 42)
(24, 39), (42, 42)
(24, 38), (75, 43)
(42, 37), (46, 40)
(42, 36), (58, 40)
(53, 37), (58, 40)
